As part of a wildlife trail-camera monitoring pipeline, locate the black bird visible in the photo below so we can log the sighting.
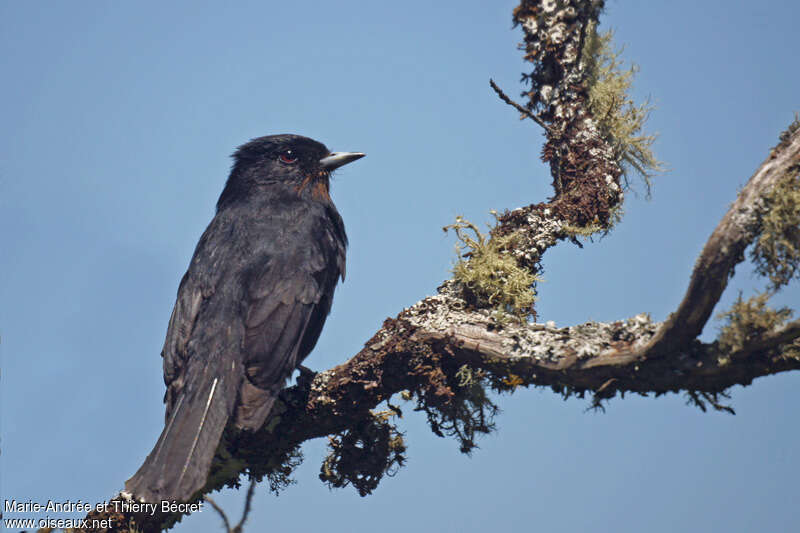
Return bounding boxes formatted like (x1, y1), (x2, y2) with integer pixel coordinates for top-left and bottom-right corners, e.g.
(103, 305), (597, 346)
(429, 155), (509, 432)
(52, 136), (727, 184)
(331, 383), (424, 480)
(126, 134), (364, 503)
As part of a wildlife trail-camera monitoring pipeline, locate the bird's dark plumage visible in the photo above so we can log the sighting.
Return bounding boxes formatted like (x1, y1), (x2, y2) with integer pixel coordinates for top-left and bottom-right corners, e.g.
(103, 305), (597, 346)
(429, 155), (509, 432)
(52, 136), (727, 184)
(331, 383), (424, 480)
(125, 134), (363, 503)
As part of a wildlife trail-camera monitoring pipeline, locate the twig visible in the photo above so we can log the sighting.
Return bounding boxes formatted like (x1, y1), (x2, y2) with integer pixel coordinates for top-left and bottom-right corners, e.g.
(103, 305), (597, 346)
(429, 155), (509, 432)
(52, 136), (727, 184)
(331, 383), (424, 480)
(204, 479), (258, 533)
(205, 496), (233, 533)
(233, 479), (258, 533)
(489, 79), (550, 131)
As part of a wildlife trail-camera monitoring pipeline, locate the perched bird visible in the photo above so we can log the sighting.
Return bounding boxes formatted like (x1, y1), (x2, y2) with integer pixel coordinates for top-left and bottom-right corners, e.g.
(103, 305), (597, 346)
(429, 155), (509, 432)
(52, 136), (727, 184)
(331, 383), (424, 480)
(126, 134), (364, 503)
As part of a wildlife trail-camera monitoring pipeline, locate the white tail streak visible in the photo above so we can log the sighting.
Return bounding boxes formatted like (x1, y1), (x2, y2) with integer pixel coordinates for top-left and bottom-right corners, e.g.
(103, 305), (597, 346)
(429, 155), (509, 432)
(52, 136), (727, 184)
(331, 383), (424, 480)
(176, 377), (219, 490)
(150, 393), (185, 463)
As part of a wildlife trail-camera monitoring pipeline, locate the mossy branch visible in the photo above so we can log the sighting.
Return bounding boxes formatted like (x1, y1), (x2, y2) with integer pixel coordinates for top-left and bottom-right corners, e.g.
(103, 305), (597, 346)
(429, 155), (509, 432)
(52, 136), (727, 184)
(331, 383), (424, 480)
(581, 22), (665, 194)
(717, 292), (794, 353)
(751, 154), (800, 291)
(444, 214), (539, 319)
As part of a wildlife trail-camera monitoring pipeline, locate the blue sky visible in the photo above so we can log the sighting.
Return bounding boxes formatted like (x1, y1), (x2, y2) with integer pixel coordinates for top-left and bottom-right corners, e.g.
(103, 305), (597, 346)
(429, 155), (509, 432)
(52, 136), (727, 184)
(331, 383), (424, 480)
(1, 1), (798, 532)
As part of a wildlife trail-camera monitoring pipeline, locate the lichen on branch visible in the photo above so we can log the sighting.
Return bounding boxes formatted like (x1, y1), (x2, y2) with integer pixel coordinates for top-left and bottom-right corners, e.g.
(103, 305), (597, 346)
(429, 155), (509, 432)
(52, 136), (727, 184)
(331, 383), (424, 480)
(717, 292), (794, 353)
(750, 144), (800, 291)
(581, 22), (664, 193)
(444, 214), (539, 319)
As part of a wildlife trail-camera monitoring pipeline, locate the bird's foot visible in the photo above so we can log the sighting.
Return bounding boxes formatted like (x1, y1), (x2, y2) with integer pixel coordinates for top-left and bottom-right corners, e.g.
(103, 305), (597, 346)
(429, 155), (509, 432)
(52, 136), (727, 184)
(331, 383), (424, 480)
(296, 364), (317, 391)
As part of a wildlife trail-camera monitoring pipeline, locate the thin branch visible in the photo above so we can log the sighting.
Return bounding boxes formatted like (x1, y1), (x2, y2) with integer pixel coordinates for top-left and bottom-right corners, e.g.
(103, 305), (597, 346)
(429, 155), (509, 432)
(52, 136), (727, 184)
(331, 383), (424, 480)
(233, 480), (258, 533)
(489, 78), (550, 131)
(203, 479), (257, 533)
(205, 496), (233, 533)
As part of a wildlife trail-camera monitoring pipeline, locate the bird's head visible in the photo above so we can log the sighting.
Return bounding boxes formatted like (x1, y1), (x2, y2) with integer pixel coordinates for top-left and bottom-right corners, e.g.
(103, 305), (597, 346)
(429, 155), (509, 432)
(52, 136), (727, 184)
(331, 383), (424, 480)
(218, 134), (364, 209)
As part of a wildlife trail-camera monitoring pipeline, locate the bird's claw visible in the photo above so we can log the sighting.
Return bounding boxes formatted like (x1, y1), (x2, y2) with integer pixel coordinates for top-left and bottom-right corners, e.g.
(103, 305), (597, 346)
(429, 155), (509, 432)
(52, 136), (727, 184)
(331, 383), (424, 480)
(296, 364), (317, 391)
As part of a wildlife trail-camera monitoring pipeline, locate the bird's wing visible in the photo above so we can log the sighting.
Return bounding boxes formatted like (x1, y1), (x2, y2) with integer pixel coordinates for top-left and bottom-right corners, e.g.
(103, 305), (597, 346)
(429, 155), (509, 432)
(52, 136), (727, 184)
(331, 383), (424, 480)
(160, 213), (239, 418)
(236, 241), (341, 429)
(242, 267), (329, 383)
(160, 271), (206, 415)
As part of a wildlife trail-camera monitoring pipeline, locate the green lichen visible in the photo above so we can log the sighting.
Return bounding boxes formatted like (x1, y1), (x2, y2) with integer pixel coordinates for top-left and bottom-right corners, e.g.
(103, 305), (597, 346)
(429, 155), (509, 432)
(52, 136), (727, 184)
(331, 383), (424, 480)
(582, 22), (665, 195)
(751, 163), (800, 291)
(561, 221), (606, 238)
(717, 292), (793, 353)
(444, 214), (539, 318)
(455, 364), (475, 387)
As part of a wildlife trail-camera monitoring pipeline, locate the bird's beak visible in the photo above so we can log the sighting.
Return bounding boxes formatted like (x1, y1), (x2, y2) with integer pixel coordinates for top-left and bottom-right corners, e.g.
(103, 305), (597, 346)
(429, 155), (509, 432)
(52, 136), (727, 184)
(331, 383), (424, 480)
(320, 152), (365, 171)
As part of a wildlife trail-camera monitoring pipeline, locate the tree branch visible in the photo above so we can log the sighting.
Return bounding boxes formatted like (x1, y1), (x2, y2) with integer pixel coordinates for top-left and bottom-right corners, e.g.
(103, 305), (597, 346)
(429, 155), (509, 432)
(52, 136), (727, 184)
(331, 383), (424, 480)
(731, 317), (800, 360)
(72, 2), (800, 531)
(643, 130), (800, 358)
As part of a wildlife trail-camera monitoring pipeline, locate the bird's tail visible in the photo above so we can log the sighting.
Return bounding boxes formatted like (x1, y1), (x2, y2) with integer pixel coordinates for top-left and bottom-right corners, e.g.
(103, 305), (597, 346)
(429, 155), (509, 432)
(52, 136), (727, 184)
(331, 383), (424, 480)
(125, 366), (234, 503)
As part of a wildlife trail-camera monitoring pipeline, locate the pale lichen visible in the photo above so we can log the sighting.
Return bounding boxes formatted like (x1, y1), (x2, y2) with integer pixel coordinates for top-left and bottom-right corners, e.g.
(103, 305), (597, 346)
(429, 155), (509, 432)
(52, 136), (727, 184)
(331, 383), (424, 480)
(581, 22), (664, 194)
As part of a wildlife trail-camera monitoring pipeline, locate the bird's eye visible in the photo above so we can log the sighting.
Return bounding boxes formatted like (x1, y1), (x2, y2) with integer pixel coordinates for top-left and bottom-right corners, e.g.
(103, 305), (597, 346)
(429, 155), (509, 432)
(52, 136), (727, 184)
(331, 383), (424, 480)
(279, 150), (298, 164)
